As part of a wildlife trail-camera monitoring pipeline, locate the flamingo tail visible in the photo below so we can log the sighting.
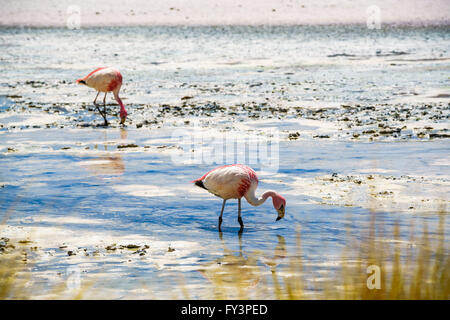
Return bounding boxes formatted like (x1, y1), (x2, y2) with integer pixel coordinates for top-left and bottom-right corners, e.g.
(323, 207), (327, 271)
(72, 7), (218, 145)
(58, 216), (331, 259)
(194, 180), (207, 190)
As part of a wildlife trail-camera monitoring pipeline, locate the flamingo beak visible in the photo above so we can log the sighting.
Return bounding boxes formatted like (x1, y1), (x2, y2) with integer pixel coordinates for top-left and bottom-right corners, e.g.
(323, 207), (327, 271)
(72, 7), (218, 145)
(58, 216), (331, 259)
(276, 205), (285, 221)
(120, 115), (127, 125)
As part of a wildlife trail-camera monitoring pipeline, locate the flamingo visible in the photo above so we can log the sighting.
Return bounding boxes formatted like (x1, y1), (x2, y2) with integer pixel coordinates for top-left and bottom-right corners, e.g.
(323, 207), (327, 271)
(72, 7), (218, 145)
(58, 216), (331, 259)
(193, 164), (286, 232)
(76, 67), (127, 126)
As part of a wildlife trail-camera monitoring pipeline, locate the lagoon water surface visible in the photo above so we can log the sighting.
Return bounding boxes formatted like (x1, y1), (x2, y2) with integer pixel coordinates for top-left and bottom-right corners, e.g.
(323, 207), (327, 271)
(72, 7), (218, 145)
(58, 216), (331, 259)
(0, 25), (449, 298)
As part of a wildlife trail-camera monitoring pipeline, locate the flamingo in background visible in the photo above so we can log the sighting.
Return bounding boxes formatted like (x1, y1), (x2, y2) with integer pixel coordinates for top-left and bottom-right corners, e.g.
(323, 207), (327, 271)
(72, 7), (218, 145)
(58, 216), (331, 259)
(193, 164), (286, 232)
(76, 67), (127, 126)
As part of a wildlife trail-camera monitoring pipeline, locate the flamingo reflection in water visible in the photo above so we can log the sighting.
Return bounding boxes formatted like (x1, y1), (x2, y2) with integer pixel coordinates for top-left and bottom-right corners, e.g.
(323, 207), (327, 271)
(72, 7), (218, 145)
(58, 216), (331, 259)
(79, 129), (127, 179)
(197, 233), (287, 298)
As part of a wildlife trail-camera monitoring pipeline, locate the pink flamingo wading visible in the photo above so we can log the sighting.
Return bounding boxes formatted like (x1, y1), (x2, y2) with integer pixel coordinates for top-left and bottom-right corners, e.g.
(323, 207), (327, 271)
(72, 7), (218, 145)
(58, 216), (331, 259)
(193, 164), (286, 232)
(76, 67), (127, 126)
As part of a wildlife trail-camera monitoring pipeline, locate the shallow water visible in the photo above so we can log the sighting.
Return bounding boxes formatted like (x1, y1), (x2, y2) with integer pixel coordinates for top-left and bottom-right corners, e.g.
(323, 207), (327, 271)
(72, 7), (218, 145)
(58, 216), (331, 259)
(0, 25), (449, 299)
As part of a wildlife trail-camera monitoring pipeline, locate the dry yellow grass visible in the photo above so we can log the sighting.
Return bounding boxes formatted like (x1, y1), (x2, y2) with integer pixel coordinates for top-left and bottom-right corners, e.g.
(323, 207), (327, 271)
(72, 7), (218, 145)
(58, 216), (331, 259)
(196, 208), (449, 300)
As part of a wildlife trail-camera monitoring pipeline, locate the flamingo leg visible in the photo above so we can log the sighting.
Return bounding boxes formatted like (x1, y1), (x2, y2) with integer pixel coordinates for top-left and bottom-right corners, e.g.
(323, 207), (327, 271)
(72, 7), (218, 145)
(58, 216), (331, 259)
(102, 92), (108, 126)
(103, 92), (107, 112)
(93, 91), (100, 105)
(92, 92), (108, 126)
(238, 198), (244, 232)
(218, 199), (226, 231)
(95, 105), (108, 126)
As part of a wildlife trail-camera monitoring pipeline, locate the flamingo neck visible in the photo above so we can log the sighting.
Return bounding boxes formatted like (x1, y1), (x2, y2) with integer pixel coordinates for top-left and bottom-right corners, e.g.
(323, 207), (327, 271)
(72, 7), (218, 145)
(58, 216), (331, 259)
(245, 190), (277, 207)
(114, 92), (127, 116)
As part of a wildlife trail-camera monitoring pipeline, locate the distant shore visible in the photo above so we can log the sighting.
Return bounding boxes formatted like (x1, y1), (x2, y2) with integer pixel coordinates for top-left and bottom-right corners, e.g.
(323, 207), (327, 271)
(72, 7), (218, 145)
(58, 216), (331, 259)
(1, 0), (449, 27)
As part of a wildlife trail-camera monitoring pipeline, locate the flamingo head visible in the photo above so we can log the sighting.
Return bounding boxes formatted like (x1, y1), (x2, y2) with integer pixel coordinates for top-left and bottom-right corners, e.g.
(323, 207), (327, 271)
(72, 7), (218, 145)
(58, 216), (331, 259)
(119, 109), (127, 125)
(273, 194), (286, 221)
